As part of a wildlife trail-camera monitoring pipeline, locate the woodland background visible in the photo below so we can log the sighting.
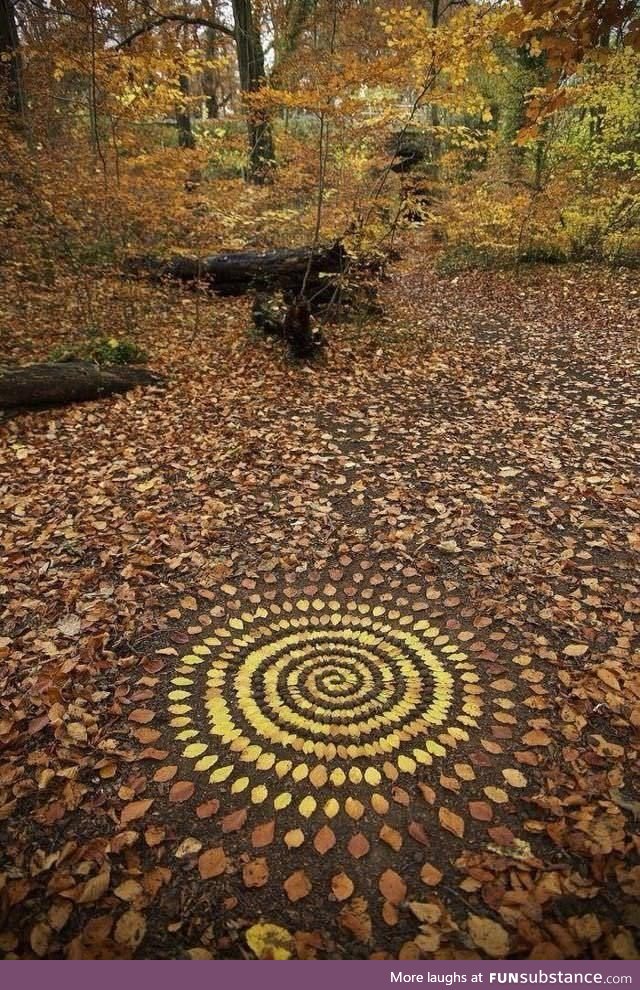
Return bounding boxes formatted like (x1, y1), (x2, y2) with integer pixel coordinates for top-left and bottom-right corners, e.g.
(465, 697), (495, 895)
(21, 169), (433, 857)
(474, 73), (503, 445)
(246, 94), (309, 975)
(1, 0), (639, 357)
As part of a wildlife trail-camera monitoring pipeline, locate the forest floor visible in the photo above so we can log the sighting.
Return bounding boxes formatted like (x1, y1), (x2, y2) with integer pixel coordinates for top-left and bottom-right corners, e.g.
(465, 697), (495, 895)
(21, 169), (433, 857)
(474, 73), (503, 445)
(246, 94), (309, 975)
(1, 235), (639, 960)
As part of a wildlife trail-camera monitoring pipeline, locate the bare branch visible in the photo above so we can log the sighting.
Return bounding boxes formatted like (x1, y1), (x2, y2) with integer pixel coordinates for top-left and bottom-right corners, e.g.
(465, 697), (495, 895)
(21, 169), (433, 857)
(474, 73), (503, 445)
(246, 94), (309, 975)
(117, 12), (235, 48)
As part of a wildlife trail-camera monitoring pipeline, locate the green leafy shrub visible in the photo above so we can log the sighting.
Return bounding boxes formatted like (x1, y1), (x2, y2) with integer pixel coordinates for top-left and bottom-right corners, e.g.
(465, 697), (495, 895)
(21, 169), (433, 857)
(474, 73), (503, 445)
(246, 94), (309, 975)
(50, 333), (147, 366)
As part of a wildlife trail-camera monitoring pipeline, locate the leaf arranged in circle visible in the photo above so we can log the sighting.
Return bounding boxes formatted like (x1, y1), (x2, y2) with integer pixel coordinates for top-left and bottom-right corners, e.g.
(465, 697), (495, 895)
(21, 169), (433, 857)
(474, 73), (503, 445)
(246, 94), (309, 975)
(284, 869), (312, 903)
(242, 858), (269, 889)
(198, 847), (227, 879)
(251, 820), (275, 848)
(313, 825), (336, 855)
(331, 872), (354, 902)
(439, 806), (465, 838)
(378, 869), (406, 906)
(169, 781), (195, 803)
(347, 833), (370, 859)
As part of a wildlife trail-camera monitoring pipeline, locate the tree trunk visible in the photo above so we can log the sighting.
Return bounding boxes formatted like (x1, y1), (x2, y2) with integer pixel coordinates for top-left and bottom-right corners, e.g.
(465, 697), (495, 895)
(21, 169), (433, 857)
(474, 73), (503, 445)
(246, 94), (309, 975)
(0, 0), (24, 122)
(202, 28), (220, 119)
(176, 74), (196, 148)
(126, 242), (345, 301)
(0, 362), (164, 409)
(231, 0), (274, 180)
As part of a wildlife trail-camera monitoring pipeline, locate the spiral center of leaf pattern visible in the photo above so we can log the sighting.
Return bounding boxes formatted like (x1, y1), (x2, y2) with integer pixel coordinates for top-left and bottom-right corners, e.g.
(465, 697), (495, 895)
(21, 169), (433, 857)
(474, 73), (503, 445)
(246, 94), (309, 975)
(165, 594), (531, 821)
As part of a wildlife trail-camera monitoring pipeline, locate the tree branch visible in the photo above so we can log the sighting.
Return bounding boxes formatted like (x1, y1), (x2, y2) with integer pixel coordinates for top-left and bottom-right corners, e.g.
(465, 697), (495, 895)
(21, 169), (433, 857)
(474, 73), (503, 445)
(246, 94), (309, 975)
(117, 13), (235, 48)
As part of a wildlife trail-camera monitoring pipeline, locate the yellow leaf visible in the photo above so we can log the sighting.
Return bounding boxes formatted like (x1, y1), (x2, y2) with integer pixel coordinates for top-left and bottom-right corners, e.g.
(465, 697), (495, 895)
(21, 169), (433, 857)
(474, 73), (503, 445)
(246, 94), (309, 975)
(484, 786), (509, 804)
(298, 795), (317, 818)
(245, 923), (293, 960)
(502, 768), (527, 788)
(184, 743), (207, 758)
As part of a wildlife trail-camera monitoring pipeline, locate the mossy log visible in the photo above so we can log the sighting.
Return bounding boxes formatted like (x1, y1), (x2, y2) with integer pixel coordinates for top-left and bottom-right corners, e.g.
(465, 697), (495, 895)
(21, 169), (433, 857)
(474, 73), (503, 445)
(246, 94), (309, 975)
(0, 362), (164, 409)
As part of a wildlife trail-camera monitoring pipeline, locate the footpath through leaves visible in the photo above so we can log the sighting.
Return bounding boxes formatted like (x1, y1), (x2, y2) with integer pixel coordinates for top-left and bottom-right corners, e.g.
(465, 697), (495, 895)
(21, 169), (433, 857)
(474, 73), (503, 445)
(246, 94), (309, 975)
(1, 242), (639, 960)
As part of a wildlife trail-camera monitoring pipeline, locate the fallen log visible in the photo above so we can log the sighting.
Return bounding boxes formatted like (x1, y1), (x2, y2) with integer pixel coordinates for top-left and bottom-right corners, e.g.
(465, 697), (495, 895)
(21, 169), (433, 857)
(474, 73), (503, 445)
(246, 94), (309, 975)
(125, 242), (346, 302)
(0, 362), (164, 409)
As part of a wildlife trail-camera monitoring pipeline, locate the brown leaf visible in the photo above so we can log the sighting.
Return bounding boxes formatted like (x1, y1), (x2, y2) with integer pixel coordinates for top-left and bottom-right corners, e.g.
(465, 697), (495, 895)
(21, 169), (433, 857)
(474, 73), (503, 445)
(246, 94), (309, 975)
(153, 765), (177, 783)
(378, 869), (406, 906)
(382, 900), (399, 926)
(114, 910), (146, 949)
(196, 799), (219, 819)
(222, 807), (247, 833)
(420, 863), (443, 886)
(347, 832), (370, 859)
(522, 729), (551, 746)
(331, 872), (354, 902)
(502, 768), (527, 788)
(169, 780), (195, 803)
(144, 826), (165, 847)
(488, 825), (516, 846)
(563, 642), (588, 657)
(439, 806), (465, 838)
(198, 847), (227, 879)
(339, 896), (372, 943)
(313, 825), (336, 854)
(408, 820), (428, 845)
(469, 800), (493, 822)
(242, 858), (269, 889)
(284, 869), (311, 902)
(408, 902), (442, 924)
(129, 708), (155, 724)
(78, 869), (110, 904)
(468, 914), (510, 958)
(251, 819), (275, 848)
(284, 828), (305, 848)
(120, 798), (153, 826)
(418, 783), (436, 805)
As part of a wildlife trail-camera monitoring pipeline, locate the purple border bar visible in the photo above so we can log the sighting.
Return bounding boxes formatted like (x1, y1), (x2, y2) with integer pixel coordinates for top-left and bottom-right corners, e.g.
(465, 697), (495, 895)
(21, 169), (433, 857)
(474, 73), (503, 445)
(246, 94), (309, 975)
(2, 960), (639, 989)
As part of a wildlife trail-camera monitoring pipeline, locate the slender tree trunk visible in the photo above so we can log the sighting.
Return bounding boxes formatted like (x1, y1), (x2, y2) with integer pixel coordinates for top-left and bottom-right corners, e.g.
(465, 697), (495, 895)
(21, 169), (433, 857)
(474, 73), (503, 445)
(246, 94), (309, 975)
(176, 74), (196, 148)
(0, 0), (24, 122)
(202, 27), (220, 118)
(231, 0), (274, 181)
(428, 0), (441, 177)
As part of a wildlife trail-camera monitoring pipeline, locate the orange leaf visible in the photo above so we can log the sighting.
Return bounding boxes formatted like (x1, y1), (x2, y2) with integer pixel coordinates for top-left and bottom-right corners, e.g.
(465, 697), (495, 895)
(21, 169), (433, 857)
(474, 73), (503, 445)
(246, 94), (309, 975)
(313, 825), (336, 855)
(120, 798), (153, 826)
(242, 858), (269, 889)
(169, 781), (195, 803)
(222, 807), (247, 833)
(347, 833), (370, 859)
(439, 806), (465, 838)
(378, 869), (406, 906)
(380, 824), (402, 851)
(198, 847), (227, 879)
(284, 869), (311, 903)
(331, 872), (354, 902)
(251, 820), (275, 848)
(469, 800), (493, 822)
(420, 863), (443, 886)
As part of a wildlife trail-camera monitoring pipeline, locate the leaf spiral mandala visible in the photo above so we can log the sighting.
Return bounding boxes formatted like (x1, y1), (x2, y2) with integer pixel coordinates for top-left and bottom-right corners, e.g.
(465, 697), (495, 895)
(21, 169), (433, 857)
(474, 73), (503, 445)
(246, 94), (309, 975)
(166, 592), (530, 822)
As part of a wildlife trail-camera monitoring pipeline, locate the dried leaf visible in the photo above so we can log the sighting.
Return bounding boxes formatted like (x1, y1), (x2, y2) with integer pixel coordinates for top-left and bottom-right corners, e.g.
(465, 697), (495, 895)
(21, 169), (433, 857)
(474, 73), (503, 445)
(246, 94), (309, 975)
(242, 858), (269, 889)
(378, 869), (406, 906)
(198, 847), (227, 879)
(468, 914), (510, 958)
(331, 872), (354, 902)
(168, 780), (195, 803)
(284, 869), (311, 903)
(439, 806), (465, 838)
